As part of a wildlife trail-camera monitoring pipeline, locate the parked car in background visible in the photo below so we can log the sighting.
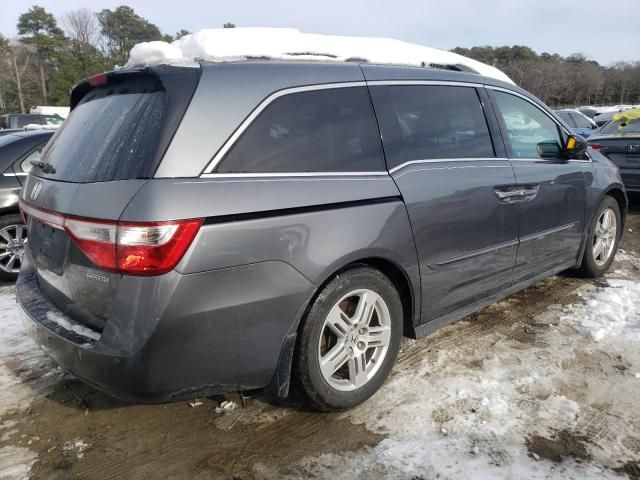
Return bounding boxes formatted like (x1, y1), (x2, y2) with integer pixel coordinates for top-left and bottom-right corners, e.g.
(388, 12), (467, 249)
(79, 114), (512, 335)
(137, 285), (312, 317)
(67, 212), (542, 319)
(594, 110), (622, 128)
(0, 114), (64, 130)
(0, 130), (54, 280)
(577, 106), (598, 119)
(554, 109), (598, 138)
(17, 62), (626, 410)
(29, 106), (70, 119)
(589, 108), (640, 192)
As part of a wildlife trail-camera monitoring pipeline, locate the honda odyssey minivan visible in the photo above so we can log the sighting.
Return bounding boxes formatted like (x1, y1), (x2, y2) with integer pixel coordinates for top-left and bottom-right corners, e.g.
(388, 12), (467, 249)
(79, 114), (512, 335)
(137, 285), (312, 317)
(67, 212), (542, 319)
(17, 61), (626, 410)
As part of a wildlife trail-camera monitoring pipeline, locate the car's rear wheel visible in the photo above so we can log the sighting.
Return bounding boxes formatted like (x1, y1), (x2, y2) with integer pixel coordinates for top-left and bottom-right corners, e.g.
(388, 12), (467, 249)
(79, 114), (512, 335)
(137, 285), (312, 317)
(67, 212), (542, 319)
(576, 196), (621, 277)
(0, 214), (26, 281)
(294, 266), (402, 411)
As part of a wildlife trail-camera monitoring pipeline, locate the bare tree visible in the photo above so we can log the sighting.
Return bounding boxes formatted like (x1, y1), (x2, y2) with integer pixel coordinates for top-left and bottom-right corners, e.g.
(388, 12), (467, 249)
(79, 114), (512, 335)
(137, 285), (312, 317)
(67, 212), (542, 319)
(0, 41), (32, 113)
(62, 8), (99, 53)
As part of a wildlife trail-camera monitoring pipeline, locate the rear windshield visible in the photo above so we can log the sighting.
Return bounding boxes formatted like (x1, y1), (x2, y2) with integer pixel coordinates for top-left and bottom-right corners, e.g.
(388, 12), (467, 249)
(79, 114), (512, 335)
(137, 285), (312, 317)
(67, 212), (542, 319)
(15, 115), (43, 128)
(600, 118), (640, 135)
(36, 78), (166, 183)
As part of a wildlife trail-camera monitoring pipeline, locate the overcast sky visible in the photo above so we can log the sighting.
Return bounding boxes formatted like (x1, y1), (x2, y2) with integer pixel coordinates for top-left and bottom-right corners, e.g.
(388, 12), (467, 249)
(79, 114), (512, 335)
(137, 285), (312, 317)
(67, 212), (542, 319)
(2, 0), (639, 65)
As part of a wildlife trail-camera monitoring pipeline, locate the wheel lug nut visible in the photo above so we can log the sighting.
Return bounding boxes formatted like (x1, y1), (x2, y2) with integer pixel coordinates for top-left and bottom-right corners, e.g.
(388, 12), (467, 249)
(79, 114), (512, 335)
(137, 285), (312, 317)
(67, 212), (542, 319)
(348, 347), (354, 356)
(357, 341), (365, 350)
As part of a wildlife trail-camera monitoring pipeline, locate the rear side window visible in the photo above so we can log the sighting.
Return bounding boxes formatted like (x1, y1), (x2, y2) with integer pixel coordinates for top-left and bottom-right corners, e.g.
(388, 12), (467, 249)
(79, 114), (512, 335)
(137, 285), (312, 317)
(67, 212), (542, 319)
(557, 112), (576, 127)
(216, 87), (385, 173)
(20, 146), (44, 173)
(16, 115), (43, 128)
(570, 113), (592, 129)
(36, 78), (165, 183)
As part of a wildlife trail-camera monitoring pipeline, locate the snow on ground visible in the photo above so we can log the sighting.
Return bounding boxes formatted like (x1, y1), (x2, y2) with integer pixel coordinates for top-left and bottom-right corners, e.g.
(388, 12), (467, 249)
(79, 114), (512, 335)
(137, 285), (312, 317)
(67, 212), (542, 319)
(255, 251), (640, 479)
(563, 279), (640, 342)
(0, 285), (63, 479)
(126, 28), (514, 84)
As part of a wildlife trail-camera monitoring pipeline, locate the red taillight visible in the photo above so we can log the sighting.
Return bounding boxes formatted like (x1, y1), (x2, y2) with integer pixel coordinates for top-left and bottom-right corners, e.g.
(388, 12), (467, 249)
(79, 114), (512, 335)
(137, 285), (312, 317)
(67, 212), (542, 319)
(589, 144), (605, 151)
(88, 73), (108, 86)
(19, 200), (203, 276)
(116, 220), (203, 275)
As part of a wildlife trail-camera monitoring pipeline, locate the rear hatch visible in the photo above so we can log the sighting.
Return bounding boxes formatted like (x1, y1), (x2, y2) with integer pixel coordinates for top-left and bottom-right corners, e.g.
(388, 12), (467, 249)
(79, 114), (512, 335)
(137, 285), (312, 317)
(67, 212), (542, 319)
(589, 132), (640, 190)
(20, 65), (201, 334)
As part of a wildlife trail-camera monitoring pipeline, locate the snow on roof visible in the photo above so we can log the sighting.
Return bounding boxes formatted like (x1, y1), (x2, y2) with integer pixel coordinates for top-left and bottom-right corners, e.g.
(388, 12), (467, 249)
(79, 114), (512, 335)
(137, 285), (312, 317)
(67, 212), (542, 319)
(126, 28), (514, 84)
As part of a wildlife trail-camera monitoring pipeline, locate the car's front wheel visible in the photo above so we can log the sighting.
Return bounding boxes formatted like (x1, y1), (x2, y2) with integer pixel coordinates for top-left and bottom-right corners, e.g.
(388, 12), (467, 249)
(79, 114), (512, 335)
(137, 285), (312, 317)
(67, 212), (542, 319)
(294, 266), (403, 411)
(576, 196), (621, 277)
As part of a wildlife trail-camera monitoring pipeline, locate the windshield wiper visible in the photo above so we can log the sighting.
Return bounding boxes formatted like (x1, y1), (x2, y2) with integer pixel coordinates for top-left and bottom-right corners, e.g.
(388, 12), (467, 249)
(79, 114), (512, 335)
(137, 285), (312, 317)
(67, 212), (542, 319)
(31, 161), (56, 174)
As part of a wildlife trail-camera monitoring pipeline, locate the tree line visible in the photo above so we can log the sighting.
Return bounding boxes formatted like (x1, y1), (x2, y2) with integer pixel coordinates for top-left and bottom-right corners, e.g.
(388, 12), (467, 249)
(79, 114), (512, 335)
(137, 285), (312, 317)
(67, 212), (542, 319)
(0, 5), (638, 113)
(452, 46), (640, 108)
(0, 5), (235, 113)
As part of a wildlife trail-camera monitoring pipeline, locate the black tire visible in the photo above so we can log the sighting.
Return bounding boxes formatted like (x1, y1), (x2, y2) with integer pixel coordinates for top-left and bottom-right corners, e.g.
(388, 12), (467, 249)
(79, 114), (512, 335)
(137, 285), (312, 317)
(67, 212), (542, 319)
(293, 266), (403, 411)
(576, 196), (621, 277)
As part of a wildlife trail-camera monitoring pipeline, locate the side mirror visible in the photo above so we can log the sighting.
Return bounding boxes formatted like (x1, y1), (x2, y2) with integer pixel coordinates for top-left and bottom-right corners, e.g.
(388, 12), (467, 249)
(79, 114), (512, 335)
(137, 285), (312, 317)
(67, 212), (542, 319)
(537, 140), (562, 159)
(564, 135), (588, 159)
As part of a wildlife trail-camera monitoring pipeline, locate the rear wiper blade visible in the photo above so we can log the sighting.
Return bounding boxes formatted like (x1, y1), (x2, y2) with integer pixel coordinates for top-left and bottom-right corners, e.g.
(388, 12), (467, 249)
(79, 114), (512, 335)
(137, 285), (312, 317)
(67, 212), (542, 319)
(31, 161), (56, 174)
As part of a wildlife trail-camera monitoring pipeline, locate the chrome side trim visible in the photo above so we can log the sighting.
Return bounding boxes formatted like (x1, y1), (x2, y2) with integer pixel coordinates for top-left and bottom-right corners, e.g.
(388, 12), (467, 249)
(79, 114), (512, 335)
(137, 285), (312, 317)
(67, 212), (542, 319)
(367, 80), (484, 88)
(429, 239), (519, 268)
(2, 172), (28, 177)
(519, 222), (578, 243)
(200, 171), (389, 178)
(388, 157), (508, 174)
(509, 157), (592, 164)
(201, 82), (368, 174)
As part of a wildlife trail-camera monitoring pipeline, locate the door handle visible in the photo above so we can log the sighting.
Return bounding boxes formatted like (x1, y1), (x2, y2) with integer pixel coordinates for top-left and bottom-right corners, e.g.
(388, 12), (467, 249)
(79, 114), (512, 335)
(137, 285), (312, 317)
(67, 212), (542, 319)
(494, 185), (539, 202)
(495, 189), (525, 200)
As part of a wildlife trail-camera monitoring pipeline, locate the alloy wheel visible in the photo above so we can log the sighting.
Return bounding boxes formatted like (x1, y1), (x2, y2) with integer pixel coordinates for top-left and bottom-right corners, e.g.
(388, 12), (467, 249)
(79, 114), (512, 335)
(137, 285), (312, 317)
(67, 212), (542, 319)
(0, 224), (27, 274)
(592, 207), (617, 267)
(318, 289), (392, 392)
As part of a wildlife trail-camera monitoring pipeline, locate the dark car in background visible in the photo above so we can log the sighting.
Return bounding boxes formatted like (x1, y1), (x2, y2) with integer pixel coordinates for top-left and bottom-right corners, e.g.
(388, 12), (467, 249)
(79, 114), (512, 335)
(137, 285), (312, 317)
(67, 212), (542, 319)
(16, 62), (626, 411)
(0, 130), (54, 280)
(0, 114), (64, 130)
(555, 109), (598, 138)
(589, 110), (640, 192)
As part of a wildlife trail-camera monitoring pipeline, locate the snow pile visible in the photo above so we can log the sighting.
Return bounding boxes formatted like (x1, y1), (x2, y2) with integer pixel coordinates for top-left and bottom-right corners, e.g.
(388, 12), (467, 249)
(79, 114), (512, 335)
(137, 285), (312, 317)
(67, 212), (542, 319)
(561, 279), (640, 342)
(126, 28), (513, 84)
(46, 311), (100, 341)
(63, 439), (90, 459)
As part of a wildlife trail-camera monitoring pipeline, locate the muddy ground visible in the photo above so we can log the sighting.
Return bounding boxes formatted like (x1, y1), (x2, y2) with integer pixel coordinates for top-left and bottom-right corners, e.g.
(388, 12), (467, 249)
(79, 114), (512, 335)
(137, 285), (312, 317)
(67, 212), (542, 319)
(1, 195), (639, 480)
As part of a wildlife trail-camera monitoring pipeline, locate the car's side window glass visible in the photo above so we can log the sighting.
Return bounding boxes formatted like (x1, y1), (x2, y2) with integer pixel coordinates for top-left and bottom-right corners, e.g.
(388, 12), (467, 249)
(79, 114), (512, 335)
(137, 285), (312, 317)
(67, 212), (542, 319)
(20, 147), (43, 173)
(493, 91), (562, 159)
(570, 113), (591, 129)
(216, 87), (385, 173)
(557, 112), (575, 127)
(386, 85), (495, 161)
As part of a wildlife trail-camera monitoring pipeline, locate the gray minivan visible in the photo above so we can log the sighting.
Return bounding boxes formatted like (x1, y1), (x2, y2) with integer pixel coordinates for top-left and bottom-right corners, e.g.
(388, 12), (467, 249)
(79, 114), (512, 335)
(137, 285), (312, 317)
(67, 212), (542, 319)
(17, 61), (626, 410)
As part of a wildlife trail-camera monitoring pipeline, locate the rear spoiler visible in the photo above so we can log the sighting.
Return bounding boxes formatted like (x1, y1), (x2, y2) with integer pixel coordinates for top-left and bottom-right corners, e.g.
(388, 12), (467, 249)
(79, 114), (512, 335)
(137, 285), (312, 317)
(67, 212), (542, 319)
(69, 65), (202, 110)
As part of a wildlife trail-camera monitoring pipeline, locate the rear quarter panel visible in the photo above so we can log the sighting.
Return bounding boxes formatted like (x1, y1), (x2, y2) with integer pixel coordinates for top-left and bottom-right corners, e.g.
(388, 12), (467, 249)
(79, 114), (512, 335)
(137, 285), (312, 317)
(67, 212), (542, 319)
(121, 175), (422, 329)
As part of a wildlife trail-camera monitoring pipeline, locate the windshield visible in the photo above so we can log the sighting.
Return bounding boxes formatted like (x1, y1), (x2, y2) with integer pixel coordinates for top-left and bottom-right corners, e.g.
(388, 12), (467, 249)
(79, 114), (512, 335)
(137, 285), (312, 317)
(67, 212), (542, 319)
(44, 116), (64, 126)
(36, 77), (166, 183)
(600, 118), (640, 135)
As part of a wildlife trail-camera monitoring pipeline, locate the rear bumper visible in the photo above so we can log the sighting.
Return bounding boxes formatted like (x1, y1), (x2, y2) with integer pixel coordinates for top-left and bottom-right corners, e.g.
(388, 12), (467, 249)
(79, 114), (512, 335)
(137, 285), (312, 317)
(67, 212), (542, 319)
(17, 252), (315, 403)
(620, 169), (640, 192)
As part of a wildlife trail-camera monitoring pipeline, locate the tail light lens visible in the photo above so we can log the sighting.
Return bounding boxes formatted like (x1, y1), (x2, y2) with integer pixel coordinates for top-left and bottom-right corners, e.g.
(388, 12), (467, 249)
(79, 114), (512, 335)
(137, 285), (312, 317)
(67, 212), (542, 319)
(589, 144), (605, 151)
(19, 201), (203, 276)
